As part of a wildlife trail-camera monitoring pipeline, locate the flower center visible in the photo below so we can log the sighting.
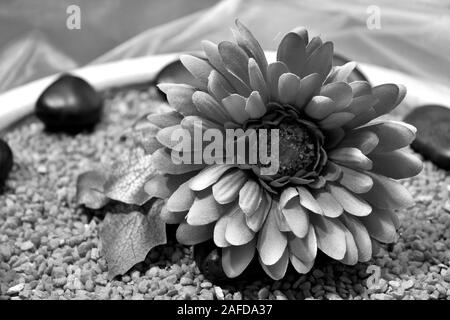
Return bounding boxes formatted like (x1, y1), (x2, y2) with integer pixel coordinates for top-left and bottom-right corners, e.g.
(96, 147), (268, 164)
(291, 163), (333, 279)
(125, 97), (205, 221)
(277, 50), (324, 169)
(244, 103), (324, 179)
(277, 122), (318, 176)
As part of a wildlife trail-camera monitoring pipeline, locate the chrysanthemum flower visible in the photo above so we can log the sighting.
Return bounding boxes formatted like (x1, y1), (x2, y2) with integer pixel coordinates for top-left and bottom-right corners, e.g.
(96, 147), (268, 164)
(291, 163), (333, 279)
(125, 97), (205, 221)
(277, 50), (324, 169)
(141, 20), (422, 280)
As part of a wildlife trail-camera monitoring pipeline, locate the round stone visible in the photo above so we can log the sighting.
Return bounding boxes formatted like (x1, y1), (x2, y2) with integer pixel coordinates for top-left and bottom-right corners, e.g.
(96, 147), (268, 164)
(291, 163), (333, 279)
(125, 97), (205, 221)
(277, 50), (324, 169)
(35, 74), (103, 133)
(193, 240), (267, 284)
(0, 138), (13, 188)
(403, 105), (450, 170)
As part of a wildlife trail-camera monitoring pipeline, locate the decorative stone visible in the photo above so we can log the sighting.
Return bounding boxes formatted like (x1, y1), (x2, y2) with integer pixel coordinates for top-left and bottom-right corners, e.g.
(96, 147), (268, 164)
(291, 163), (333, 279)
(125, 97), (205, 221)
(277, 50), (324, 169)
(403, 105), (450, 170)
(0, 138), (13, 187)
(193, 240), (268, 284)
(36, 74), (103, 133)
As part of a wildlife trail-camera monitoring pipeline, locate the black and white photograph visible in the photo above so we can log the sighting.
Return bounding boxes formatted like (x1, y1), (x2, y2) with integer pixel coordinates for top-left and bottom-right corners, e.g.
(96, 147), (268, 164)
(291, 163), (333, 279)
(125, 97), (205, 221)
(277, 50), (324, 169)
(0, 0), (449, 309)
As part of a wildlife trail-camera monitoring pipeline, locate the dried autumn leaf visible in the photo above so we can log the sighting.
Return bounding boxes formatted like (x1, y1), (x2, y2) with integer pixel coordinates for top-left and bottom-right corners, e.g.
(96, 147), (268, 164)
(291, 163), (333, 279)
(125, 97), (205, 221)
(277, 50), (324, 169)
(76, 170), (109, 209)
(104, 149), (156, 205)
(100, 199), (166, 279)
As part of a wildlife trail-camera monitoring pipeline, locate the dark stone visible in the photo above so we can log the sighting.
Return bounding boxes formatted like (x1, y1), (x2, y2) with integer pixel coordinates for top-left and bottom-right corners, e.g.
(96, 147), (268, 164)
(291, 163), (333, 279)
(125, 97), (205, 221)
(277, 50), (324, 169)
(403, 105), (450, 170)
(193, 240), (268, 285)
(155, 59), (204, 100)
(36, 74), (103, 133)
(0, 139), (13, 188)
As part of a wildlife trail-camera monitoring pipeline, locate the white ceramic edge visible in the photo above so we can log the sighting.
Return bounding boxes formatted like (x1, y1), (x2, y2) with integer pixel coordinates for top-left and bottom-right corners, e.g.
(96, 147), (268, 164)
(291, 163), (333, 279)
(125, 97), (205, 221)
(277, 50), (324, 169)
(0, 50), (448, 131)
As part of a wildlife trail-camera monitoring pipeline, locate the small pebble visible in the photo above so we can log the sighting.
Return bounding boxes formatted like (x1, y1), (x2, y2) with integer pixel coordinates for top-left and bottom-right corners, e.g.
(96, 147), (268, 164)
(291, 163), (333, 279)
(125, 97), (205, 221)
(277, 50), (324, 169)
(7, 283), (24, 295)
(214, 286), (224, 300)
(20, 241), (34, 251)
(402, 280), (415, 290)
(258, 287), (269, 300)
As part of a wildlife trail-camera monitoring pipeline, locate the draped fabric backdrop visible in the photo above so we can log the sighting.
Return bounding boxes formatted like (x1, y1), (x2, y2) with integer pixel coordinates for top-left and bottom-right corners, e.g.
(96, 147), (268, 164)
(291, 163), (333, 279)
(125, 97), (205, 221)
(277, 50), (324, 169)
(1, 0), (449, 93)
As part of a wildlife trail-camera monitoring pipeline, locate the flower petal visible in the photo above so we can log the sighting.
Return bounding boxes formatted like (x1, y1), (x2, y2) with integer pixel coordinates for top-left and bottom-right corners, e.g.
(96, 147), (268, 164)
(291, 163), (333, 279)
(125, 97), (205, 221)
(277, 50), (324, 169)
(279, 187), (298, 208)
(311, 215), (346, 260)
(248, 58), (268, 102)
(207, 70), (233, 101)
(158, 84), (199, 117)
(327, 184), (372, 216)
(343, 107), (377, 130)
(362, 172), (414, 209)
(222, 238), (256, 278)
(186, 190), (226, 225)
(355, 120), (416, 153)
(267, 61), (289, 100)
(257, 202), (288, 265)
(156, 125), (184, 150)
(320, 82), (352, 110)
(260, 248), (289, 280)
(225, 207), (255, 245)
(339, 226), (358, 265)
(181, 115), (222, 132)
(278, 72), (301, 105)
(359, 208), (397, 243)
(282, 197), (309, 238)
(372, 84), (406, 117)
(337, 130), (379, 155)
(297, 186), (323, 215)
(167, 179), (196, 212)
(201, 40), (251, 96)
(245, 91), (267, 119)
(323, 128), (345, 150)
(340, 214), (372, 262)
(325, 61), (357, 84)
(176, 221), (214, 245)
(160, 206), (186, 224)
(329, 147), (373, 171)
(292, 26), (309, 43)
(295, 73), (322, 108)
(218, 41), (250, 84)
(302, 42), (333, 81)
(344, 94), (378, 116)
(190, 164), (234, 191)
(192, 91), (231, 123)
(288, 225), (317, 261)
(214, 211), (232, 247)
(349, 81), (372, 97)
(234, 19), (268, 79)
(305, 36), (323, 56)
(318, 112), (355, 130)
(312, 189), (343, 218)
(337, 165), (373, 194)
(277, 32), (307, 77)
(239, 179), (262, 216)
(304, 96), (336, 120)
(179, 55), (211, 89)
(322, 161), (342, 181)
(212, 169), (247, 204)
(222, 94), (250, 123)
(290, 254), (315, 274)
(246, 191), (271, 232)
(369, 150), (423, 179)
(152, 148), (205, 174)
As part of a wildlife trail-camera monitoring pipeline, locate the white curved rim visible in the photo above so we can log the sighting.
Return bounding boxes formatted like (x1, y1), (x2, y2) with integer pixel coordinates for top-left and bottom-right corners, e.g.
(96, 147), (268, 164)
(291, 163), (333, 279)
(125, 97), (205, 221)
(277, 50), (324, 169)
(0, 51), (448, 131)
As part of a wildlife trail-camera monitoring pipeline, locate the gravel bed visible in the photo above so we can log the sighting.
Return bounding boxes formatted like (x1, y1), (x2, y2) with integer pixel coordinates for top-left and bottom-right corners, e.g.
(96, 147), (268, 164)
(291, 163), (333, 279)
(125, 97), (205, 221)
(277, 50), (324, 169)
(0, 87), (449, 300)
